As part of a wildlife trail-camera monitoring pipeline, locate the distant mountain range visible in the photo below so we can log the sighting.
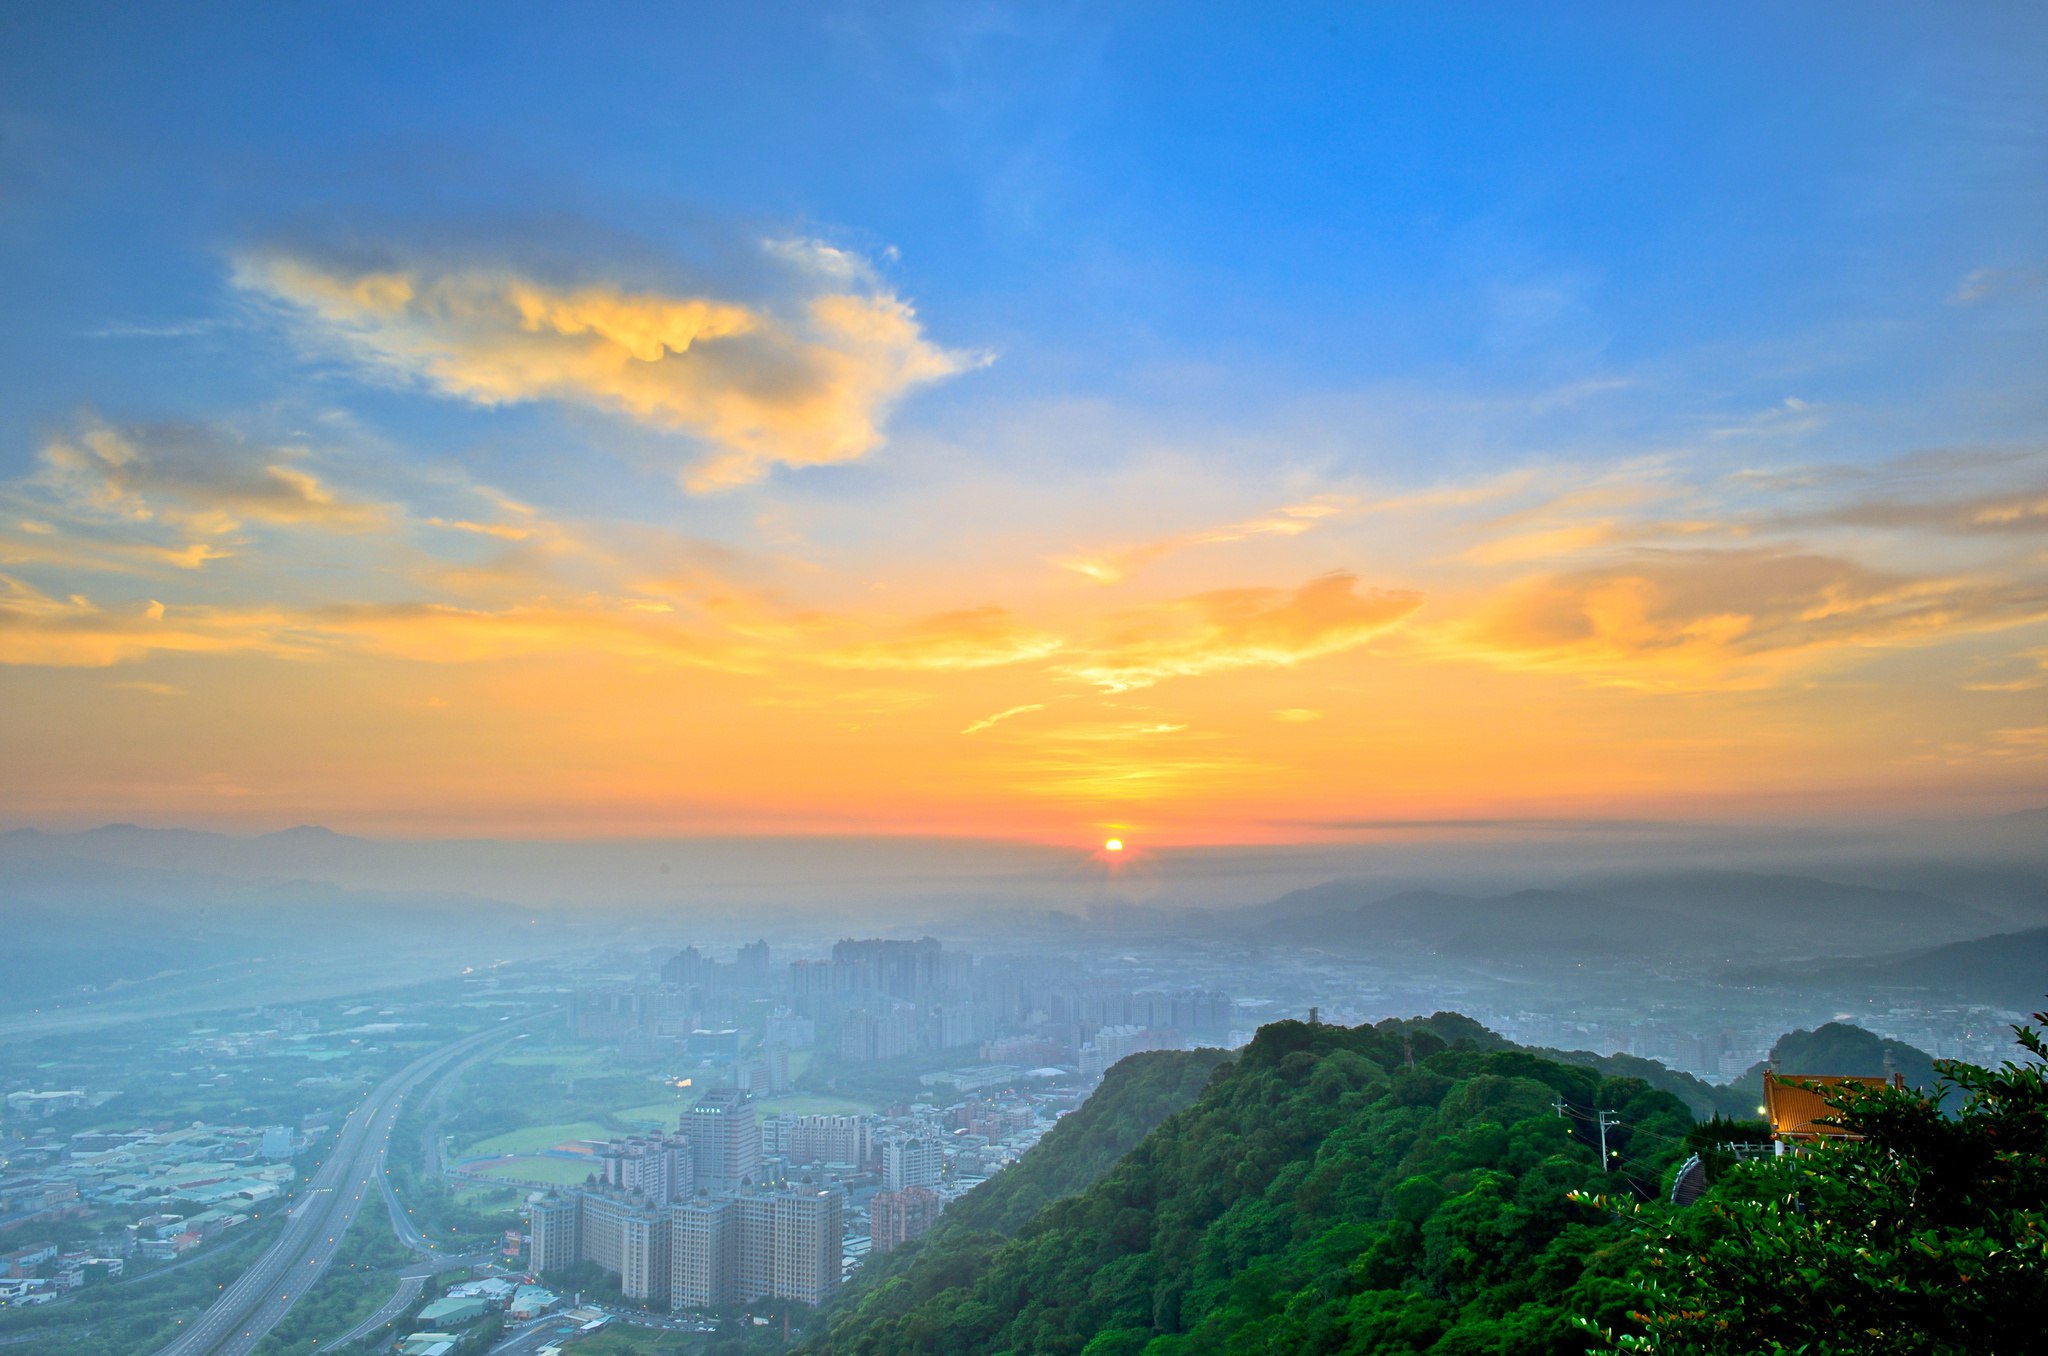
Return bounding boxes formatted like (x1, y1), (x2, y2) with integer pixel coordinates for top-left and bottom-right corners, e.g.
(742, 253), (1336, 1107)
(1225, 867), (2040, 966)
(1747, 927), (2048, 1013)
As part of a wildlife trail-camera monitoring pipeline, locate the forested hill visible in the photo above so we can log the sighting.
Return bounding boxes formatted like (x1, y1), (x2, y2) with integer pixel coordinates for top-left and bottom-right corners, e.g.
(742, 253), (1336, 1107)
(943, 1046), (1235, 1238)
(811, 1018), (1693, 1355)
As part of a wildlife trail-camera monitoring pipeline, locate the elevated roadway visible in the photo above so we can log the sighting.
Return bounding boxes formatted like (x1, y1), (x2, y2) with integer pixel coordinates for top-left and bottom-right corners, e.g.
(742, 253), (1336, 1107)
(152, 1018), (540, 1356)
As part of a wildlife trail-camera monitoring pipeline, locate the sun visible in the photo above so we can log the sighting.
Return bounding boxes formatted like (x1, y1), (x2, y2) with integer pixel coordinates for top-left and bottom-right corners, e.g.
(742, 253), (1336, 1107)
(1104, 838), (1124, 853)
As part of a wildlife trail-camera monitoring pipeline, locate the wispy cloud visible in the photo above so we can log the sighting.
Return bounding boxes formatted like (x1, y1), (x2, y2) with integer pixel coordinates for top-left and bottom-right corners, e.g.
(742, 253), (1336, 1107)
(84, 318), (217, 340)
(819, 605), (1062, 671)
(1056, 495), (1353, 584)
(37, 415), (386, 537)
(1948, 266), (2044, 305)
(0, 575), (305, 667)
(962, 702), (1045, 734)
(1708, 396), (1823, 442)
(1064, 571), (1422, 692)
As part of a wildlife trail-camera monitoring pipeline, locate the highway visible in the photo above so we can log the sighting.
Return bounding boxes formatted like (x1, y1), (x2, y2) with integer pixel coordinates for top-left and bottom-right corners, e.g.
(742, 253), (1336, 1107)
(151, 1019), (538, 1356)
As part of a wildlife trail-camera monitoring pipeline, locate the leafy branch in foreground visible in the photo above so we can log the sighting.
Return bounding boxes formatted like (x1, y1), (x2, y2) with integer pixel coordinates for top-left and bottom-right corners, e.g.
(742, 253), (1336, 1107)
(1577, 1009), (2048, 1355)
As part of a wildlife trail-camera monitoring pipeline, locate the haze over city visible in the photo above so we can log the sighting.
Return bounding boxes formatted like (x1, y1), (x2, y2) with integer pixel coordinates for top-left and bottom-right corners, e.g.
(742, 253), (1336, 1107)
(1, 6), (2043, 1356)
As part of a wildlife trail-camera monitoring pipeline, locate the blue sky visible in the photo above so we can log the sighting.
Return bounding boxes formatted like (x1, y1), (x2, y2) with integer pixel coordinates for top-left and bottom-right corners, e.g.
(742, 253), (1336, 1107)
(1, 3), (2043, 837)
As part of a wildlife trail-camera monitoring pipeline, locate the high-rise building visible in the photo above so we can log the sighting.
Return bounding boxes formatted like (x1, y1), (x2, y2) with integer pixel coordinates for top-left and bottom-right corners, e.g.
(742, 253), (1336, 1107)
(602, 1129), (692, 1203)
(529, 1190), (672, 1306)
(831, 937), (945, 1001)
(881, 1138), (941, 1191)
(839, 1002), (919, 1062)
(869, 1186), (944, 1255)
(666, 1188), (842, 1311)
(789, 1114), (870, 1167)
(690, 1088), (762, 1190)
(617, 1208), (669, 1305)
(528, 1193), (578, 1275)
(734, 939), (772, 987)
(669, 1197), (733, 1309)
(769, 1190), (842, 1306)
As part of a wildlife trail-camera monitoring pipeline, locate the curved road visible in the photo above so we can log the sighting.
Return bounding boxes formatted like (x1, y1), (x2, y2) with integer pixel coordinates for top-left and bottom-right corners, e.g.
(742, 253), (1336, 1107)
(328, 1272), (425, 1350)
(153, 1018), (540, 1356)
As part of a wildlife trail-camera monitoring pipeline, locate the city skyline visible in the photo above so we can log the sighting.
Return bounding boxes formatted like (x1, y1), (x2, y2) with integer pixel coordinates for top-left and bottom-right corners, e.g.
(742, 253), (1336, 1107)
(3, 5), (2045, 845)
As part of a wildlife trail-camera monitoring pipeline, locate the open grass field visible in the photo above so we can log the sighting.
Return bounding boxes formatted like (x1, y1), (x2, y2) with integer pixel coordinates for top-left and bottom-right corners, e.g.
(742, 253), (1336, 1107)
(446, 1045), (876, 1167)
(461, 1119), (611, 1157)
(468, 1156), (598, 1187)
(490, 1047), (615, 1073)
(610, 1097), (692, 1126)
(450, 1179), (527, 1206)
(756, 1091), (871, 1116)
(565, 1325), (698, 1356)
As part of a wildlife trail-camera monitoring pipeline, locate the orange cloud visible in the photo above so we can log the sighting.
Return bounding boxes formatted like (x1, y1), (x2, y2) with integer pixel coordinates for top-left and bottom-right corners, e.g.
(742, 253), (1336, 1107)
(237, 244), (984, 490)
(309, 599), (753, 669)
(1065, 571), (1422, 692)
(819, 605), (1062, 671)
(961, 703), (1046, 734)
(0, 575), (303, 667)
(1006, 720), (1267, 803)
(1462, 549), (2048, 690)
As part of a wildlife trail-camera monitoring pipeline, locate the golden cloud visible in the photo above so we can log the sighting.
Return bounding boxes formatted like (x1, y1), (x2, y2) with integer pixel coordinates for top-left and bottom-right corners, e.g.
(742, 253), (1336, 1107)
(0, 575), (304, 667)
(1463, 548), (2048, 690)
(1057, 495), (1353, 584)
(1064, 571), (1422, 692)
(819, 605), (1063, 671)
(961, 703), (1047, 735)
(309, 599), (753, 670)
(237, 245), (984, 489)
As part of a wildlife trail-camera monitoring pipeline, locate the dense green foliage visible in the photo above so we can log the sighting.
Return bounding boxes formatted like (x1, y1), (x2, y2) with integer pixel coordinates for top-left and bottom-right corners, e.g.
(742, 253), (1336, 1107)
(811, 1018), (1691, 1355)
(1583, 1012), (2048, 1355)
(945, 1047), (1235, 1238)
(1391, 1012), (1755, 1121)
(836, 1046), (1231, 1305)
(0, 1214), (285, 1355)
(1764, 1021), (1938, 1089)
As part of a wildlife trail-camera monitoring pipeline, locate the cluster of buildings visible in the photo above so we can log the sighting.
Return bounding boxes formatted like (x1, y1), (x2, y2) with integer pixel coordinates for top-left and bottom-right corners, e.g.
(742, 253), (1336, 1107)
(394, 1275), (568, 1353)
(571, 936), (1238, 1083)
(0, 1117), (301, 1255)
(527, 1088), (842, 1311)
(520, 1072), (1097, 1314)
(523, 936), (1252, 1314)
(1, 1240), (122, 1303)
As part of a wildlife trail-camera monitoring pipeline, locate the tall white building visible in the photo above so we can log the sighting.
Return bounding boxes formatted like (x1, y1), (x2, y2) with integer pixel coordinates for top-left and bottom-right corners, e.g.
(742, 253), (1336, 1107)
(669, 1197), (733, 1310)
(528, 1189), (672, 1306)
(603, 1129), (692, 1202)
(881, 1138), (941, 1191)
(769, 1190), (842, 1306)
(528, 1193), (578, 1275)
(690, 1088), (762, 1190)
(789, 1114), (870, 1166)
(665, 1188), (842, 1310)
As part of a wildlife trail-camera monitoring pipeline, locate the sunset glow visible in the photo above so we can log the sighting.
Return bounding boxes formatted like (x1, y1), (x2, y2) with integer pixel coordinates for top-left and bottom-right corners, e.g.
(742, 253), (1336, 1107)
(1, 8), (2043, 846)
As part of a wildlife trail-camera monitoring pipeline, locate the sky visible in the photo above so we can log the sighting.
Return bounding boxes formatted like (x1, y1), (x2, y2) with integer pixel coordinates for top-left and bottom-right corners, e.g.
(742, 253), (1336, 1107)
(1, 2), (2044, 845)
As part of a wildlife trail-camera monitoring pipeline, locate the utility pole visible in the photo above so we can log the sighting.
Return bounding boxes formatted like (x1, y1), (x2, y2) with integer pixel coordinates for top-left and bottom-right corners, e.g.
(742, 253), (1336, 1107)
(1597, 1110), (1621, 1172)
